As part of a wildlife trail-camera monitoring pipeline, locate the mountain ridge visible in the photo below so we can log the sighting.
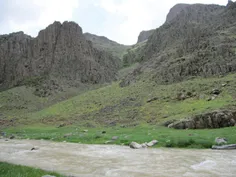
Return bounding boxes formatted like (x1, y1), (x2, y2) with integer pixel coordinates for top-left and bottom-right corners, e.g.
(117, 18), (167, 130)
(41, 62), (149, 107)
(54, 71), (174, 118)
(120, 2), (236, 86)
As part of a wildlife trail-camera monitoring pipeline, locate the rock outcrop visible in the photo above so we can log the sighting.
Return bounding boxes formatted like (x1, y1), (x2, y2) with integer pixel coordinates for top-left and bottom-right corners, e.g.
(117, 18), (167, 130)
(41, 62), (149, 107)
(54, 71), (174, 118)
(121, 2), (236, 86)
(166, 4), (190, 23)
(137, 30), (155, 43)
(0, 21), (119, 91)
(168, 110), (236, 129)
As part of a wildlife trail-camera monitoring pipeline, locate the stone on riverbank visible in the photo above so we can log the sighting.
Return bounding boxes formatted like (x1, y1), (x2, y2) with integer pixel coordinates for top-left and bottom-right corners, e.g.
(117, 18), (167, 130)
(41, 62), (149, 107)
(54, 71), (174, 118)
(212, 144), (236, 150)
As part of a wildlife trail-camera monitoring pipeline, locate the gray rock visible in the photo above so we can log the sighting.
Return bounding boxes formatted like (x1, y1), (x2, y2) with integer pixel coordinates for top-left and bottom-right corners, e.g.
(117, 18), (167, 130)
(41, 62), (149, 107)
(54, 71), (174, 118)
(211, 89), (221, 95)
(42, 175), (56, 177)
(222, 83), (227, 87)
(9, 135), (15, 139)
(129, 142), (143, 149)
(212, 144), (236, 150)
(146, 140), (158, 147)
(147, 97), (158, 103)
(83, 130), (88, 133)
(215, 137), (227, 145)
(112, 136), (119, 140)
(141, 143), (148, 148)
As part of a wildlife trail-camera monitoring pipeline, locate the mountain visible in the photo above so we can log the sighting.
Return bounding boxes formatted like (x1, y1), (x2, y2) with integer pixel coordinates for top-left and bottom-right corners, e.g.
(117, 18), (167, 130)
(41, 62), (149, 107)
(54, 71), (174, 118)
(121, 2), (236, 86)
(137, 30), (155, 43)
(84, 33), (130, 60)
(0, 21), (119, 93)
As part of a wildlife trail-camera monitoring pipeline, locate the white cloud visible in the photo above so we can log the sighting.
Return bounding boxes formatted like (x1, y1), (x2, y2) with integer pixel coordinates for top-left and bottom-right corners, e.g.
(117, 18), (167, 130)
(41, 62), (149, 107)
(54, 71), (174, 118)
(98, 0), (227, 44)
(0, 0), (79, 37)
(0, 0), (229, 44)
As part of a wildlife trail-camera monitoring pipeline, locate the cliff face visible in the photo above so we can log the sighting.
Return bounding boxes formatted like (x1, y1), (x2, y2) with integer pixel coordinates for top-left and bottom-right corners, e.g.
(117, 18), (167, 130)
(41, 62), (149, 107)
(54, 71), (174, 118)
(121, 2), (236, 86)
(0, 21), (119, 90)
(137, 30), (155, 43)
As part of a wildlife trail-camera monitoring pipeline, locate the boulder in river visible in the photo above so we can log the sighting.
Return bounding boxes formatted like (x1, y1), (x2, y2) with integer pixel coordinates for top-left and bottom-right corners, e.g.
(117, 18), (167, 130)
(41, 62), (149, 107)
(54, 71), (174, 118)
(212, 144), (236, 150)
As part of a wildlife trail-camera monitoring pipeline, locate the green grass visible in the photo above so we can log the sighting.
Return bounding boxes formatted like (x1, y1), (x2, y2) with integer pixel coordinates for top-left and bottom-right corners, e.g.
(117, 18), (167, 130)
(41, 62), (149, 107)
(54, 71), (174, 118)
(0, 162), (64, 177)
(4, 124), (236, 149)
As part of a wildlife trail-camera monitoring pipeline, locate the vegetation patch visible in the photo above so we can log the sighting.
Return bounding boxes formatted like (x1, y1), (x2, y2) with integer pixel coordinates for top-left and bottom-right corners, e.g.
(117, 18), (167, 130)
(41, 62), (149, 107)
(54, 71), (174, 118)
(0, 162), (64, 177)
(4, 125), (236, 149)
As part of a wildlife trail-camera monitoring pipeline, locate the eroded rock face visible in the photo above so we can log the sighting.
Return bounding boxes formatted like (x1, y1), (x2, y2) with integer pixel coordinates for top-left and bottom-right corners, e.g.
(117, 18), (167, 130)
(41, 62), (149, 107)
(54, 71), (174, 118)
(168, 110), (236, 129)
(0, 21), (119, 90)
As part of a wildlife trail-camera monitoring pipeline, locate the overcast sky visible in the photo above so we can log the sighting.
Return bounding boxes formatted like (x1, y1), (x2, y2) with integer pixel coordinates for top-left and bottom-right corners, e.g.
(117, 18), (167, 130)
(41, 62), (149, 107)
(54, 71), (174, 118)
(0, 0), (228, 45)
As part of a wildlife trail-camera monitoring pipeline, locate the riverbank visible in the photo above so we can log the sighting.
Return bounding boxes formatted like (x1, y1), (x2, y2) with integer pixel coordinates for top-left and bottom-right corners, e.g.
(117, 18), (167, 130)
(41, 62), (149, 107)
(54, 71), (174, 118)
(3, 125), (236, 148)
(0, 162), (63, 177)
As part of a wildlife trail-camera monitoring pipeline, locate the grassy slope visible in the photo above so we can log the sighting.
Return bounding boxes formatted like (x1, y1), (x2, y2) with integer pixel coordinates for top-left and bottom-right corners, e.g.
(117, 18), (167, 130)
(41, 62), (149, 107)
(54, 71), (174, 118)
(1, 72), (236, 148)
(0, 162), (64, 177)
(26, 74), (235, 126)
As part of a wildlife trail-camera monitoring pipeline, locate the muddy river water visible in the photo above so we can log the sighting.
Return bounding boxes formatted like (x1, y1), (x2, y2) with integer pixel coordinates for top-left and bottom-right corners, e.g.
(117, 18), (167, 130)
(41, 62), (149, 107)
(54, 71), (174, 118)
(0, 139), (236, 177)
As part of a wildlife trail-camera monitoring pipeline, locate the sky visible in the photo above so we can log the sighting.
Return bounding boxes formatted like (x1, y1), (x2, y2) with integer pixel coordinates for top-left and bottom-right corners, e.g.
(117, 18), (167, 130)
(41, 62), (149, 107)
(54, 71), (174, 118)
(0, 0), (229, 45)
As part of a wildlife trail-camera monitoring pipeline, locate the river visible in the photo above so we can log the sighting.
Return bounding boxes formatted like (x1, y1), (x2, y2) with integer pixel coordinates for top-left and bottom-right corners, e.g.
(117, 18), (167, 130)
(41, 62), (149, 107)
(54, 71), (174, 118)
(0, 139), (235, 177)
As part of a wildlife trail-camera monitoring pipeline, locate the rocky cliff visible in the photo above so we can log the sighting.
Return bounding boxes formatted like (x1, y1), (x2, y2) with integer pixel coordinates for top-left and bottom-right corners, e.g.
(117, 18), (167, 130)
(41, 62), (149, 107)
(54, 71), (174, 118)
(121, 2), (236, 86)
(137, 30), (155, 43)
(0, 21), (119, 91)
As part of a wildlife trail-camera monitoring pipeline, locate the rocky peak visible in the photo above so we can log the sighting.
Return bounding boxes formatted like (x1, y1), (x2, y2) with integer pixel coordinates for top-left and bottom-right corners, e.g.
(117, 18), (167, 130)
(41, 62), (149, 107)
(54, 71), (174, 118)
(166, 3), (190, 23)
(137, 30), (155, 43)
(227, 0), (236, 9)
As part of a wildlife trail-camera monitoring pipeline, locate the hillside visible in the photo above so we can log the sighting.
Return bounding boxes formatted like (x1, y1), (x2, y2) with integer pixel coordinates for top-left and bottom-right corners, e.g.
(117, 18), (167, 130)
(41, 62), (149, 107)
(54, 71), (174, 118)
(121, 2), (236, 86)
(0, 21), (119, 94)
(84, 33), (130, 60)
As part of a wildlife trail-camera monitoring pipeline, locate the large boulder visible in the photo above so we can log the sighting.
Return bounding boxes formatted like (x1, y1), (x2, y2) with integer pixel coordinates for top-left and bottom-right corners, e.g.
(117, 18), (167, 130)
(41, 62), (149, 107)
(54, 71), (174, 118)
(168, 110), (236, 129)
(215, 137), (227, 145)
(129, 142), (143, 149)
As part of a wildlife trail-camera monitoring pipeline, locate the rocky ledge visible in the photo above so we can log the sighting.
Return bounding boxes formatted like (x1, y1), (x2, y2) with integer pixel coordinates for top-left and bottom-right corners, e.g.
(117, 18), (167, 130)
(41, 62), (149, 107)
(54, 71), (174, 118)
(168, 110), (236, 129)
